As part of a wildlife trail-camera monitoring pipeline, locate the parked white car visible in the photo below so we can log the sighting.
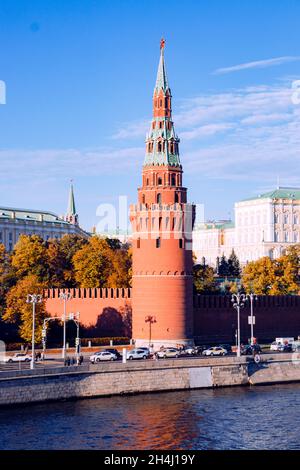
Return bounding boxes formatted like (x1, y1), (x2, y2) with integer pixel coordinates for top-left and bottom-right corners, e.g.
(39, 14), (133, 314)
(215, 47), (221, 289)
(90, 351), (117, 363)
(156, 348), (180, 359)
(270, 341), (281, 351)
(202, 347), (227, 356)
(136, 347), (151, 357)
(126, 349), (149, 360)
(2, 353), (31, 363)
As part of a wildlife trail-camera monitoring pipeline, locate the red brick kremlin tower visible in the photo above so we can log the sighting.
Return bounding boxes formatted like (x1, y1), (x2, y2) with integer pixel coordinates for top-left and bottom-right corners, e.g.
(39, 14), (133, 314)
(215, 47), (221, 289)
(130, 40), (196, 349)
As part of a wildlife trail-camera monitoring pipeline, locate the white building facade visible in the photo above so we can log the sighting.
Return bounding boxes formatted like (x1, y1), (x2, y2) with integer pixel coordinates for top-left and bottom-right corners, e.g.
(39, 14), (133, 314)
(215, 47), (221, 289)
(0, 184), (89, 252)
(193, 187), (300, 266)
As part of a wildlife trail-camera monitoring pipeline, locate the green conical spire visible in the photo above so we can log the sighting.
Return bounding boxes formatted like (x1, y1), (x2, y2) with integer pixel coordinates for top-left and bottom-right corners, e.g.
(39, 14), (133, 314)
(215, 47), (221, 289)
(67, 181), (76, 216)
(154, 38), (169, 92)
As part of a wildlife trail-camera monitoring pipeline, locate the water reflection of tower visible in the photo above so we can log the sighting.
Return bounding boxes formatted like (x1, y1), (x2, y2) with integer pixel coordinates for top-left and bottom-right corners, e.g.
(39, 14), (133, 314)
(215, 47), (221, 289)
(113, 392), (199, 450)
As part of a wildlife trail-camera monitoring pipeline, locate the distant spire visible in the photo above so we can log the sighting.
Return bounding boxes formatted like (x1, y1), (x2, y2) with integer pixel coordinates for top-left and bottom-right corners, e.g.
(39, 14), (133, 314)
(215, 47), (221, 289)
(67, 180), (76, 216)
(65, 180), (78, 226)
(155, 38), (169, 92)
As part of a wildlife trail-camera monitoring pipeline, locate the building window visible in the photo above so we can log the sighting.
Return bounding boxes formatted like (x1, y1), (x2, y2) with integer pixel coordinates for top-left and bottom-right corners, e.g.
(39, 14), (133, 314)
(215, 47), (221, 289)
(159, 217), (162, 230)
(294, 215), (299, 225)
(0, 232), (2, 241)
(157, 141), (162, 152)
(156, 238), (161, 248)
(8, 242), (13, 252)
(157, 193), (162, 204)
(146, 178), (149, 186)
(137, 238), (140, 249)
(179, 239), (183, 249)
(158, 177), (162, 185)
(293, 232), (299, 243)
(284, 232), (289, 242)
(9, 232), (12, 241)
(171, 174), (176, 186)
(275, 232), (279, 242)
(274, 213), (279, 224)
(175, 193), (179, 203)
(284, 214), (289, 224)
(142, 194), (145, 204)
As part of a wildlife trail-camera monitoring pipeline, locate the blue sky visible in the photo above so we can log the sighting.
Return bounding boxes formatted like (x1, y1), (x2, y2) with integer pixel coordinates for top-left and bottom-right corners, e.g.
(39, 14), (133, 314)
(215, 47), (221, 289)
(1, 0), (300, 231)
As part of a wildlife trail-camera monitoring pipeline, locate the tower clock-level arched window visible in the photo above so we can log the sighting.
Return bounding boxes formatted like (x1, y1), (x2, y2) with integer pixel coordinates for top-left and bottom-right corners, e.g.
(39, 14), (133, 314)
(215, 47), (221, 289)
(171, 174), (176, 186)
(158, 177), (162, 185)
(157, 193), (162, 204)
(175, 193), (179, 203)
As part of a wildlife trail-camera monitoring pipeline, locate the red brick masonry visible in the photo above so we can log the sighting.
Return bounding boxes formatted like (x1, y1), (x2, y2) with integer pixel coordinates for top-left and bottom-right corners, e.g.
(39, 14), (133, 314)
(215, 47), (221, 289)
(45, 289), (300, 343)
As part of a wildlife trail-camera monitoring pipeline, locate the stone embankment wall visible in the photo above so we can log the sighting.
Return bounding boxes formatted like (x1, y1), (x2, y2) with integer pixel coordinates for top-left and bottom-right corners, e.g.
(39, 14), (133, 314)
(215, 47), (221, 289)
(0, 356), (299, 407)
(249, 359), (300, 385)
(0, 357), (248, 406)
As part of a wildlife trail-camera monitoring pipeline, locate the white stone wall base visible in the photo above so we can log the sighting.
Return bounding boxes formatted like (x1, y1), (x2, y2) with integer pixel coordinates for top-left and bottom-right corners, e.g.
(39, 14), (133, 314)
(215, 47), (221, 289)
(134, 338), (195, 351)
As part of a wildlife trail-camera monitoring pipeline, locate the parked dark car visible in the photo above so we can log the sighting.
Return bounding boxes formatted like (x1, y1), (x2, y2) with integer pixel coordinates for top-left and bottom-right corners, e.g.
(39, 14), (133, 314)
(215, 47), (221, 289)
(278, 344), (292, 352)
(194, 346), (206, 355)
(241, 345), (253, 355)
(220, 344), (232, 353)
(241, 344), (262, 355)
(104, 348), (122, 359)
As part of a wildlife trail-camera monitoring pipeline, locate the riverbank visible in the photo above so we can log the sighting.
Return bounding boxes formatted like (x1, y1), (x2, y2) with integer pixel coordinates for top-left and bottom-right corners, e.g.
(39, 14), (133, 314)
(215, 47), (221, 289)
(0, 354), (299, 406)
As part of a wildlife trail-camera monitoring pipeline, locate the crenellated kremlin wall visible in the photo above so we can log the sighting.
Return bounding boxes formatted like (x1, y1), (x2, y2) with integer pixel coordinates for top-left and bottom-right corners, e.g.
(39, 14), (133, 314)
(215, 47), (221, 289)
(45, 289), (300, 343)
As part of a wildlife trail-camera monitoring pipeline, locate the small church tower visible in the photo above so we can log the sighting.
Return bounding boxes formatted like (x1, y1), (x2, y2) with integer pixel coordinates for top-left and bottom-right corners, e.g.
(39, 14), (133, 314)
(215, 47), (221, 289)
(130, 40), (196, 349)
(65, 181), (79, 226)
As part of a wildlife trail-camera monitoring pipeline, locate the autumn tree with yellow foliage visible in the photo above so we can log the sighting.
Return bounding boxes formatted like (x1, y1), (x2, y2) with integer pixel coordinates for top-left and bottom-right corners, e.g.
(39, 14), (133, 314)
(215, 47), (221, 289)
(242, 255), (299, 295)
(73, 236), (132, 288)
(3, 274), (47, 343)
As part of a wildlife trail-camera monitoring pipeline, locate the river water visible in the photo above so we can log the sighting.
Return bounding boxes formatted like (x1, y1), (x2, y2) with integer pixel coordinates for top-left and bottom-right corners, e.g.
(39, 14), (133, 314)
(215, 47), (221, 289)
(0, 384), (299, 450)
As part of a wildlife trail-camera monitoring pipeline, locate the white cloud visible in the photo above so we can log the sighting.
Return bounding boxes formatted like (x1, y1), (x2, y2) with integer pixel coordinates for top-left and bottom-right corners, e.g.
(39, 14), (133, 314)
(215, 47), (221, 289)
(213, 56), (300, 75)
(181, 123), (235, 140)
(0, 146), (143, 182)
(112, 120), (148, 140)
(2, 79), (300, 192)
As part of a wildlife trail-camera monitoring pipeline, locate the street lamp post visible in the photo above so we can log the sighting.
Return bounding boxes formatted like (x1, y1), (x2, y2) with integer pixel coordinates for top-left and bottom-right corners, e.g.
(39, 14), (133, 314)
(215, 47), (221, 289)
(59, 292), (72, 359)
(69, 312), (80, 359)
(26, 294), (43, 370)
(245, 293), (258, 344)
(145, 315), (157, 347)
(231, 292), (246, 357)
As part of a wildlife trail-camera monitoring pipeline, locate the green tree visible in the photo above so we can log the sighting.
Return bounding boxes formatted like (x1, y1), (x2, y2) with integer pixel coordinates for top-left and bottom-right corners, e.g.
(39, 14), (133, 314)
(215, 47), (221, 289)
(228, 249), (241, 277)
(193, 263), (216, 294)
(218, 254), (230, 277)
